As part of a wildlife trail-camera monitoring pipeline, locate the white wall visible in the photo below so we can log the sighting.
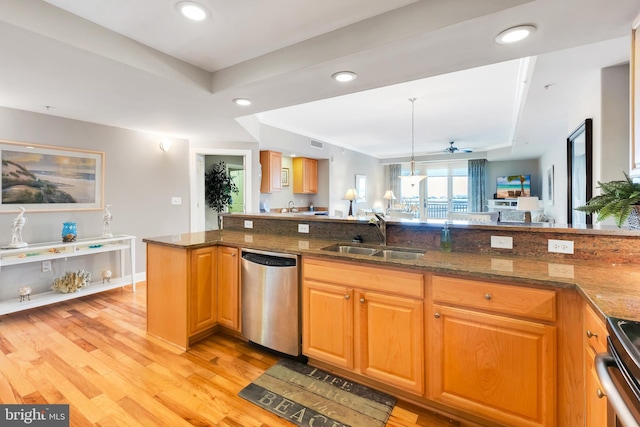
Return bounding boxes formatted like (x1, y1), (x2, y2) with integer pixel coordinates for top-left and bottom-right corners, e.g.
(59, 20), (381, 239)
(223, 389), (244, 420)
(0, 106), (191, 274)
(538, 63), (629, 225)
(258, 124), (383, 215)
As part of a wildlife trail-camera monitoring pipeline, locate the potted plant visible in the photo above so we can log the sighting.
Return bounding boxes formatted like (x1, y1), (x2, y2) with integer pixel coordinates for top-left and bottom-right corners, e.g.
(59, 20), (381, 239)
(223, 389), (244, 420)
(576, 172), (640, 228)
(204, 161), (238, 229)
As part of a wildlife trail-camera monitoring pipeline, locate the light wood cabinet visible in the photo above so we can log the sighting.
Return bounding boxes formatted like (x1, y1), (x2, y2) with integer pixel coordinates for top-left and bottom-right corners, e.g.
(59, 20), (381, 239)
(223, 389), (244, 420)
(303, 280), (353, 369)
(428, 275), (557, 427)
(260, 150), (282, 193)
(147, 243), (219, 350)
(584, 303), (609, 426)
(189, 246), (217, 335)
(293, 157), (318, 194)
(217, 246), (240, 331)
(302, 257), (424, 395)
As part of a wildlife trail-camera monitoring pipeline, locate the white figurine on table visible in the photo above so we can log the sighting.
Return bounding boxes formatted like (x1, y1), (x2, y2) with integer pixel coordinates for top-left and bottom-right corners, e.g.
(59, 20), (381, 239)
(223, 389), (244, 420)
(102, 204), (113, 238)
(9, 207), (28, 248)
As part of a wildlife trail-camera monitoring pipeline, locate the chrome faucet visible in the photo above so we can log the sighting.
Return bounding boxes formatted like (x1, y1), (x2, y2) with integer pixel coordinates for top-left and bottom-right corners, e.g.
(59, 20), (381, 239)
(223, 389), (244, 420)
(371, 213), (387, 246)
(288, 200), (295, 209)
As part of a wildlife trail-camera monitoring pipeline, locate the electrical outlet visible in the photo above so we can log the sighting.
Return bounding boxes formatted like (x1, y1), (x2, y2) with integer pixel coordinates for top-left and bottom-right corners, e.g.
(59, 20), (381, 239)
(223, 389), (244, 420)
(490, 236), (513, 249)
(548, 239), (574, 254)
(548, 263), (575, 278)
(171, 196), (182, 205)
(298, 224), (310, 233)
(244, 220), (253, 229)
(42, 260), (52, 272)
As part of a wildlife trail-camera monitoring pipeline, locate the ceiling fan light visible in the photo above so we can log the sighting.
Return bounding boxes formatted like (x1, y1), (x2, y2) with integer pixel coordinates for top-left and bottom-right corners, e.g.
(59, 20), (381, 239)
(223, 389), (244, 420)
(495, 25), (536, 44)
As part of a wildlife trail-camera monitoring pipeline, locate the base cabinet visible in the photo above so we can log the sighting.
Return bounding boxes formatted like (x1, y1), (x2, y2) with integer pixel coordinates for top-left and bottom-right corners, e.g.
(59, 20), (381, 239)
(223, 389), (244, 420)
(146, 243), (240, 349)
(302, 257), (424, 395)
(189, 246), (217, 335)
(428, 275), (557, 427)
(217, 246), (240, 331)
(584, 304), (609, 426)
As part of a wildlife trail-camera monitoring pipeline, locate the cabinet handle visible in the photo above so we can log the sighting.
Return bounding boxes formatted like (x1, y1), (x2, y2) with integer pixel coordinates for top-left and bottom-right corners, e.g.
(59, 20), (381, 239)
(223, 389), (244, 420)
(359, 298), (365, 303)
(484, 293), (492, 300)
(344, 295), (350, 300)
(586, 329), (598, 339)
(434, 312), (440, 318)
(597, 388), (606, 399)
(231, 253), (236, 257)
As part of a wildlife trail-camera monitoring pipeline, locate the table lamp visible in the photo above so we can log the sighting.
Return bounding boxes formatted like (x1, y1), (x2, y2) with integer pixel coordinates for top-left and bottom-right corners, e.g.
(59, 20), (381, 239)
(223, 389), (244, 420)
(343, 188), (358, 217)
(383, 190), (396, 211)
(517, 196), (539, 223)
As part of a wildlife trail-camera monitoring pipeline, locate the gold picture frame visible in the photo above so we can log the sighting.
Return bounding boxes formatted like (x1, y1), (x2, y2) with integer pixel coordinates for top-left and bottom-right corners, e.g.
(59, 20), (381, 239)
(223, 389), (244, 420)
(281, 168), (290, 186)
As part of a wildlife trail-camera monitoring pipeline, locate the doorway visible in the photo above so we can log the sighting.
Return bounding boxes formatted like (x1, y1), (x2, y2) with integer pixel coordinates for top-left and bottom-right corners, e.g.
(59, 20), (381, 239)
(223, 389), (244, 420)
(190, 148), (253, 232)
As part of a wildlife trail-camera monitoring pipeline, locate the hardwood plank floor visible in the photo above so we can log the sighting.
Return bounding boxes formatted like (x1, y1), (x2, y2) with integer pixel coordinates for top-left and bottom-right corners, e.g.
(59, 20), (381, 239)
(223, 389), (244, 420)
(0, 283), (462, 427)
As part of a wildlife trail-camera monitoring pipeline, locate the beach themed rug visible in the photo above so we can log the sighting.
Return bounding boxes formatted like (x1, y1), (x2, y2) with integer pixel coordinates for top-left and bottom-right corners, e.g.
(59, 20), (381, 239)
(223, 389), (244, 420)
(239, 358), (396, 427)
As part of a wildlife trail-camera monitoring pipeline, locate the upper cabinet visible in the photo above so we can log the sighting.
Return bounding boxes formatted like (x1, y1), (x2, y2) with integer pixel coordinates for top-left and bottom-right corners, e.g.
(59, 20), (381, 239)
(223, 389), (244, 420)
(293, 157), (318, 194)
(260, 150), (282, 193)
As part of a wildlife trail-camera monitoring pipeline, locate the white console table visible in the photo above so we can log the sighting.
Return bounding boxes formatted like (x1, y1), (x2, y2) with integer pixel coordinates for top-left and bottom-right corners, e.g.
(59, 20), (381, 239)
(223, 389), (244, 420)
(0, 234), (135, 315)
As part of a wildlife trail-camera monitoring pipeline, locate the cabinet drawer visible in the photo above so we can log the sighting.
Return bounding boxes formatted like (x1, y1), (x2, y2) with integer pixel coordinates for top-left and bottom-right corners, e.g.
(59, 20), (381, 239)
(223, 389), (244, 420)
(584, 304), (608, 353)
(432, 275), (556, 322)
(303, 258), (423, 298)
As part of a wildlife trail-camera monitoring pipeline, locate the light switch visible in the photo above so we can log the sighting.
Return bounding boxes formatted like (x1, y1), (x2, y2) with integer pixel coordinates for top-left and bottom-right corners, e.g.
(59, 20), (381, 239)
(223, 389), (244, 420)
(171, 197), (182, 205)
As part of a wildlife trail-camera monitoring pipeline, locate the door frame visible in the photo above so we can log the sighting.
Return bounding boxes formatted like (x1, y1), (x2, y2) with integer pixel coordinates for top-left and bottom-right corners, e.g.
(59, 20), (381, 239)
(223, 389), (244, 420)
(189, 148), (253, 232)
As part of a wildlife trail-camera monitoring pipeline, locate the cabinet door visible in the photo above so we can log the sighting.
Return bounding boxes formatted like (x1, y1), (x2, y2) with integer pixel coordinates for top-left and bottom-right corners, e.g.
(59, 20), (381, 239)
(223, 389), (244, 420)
(302, 280), (353, 369)
(189, 247), (217, 335)
(585, 346), (608, 426)
(260, 150), (282, 193)
(428, 305), (556, 427)
(358, 290), (424, 395)
(217, 246), (240, 331)
(293, 157), (317, 194)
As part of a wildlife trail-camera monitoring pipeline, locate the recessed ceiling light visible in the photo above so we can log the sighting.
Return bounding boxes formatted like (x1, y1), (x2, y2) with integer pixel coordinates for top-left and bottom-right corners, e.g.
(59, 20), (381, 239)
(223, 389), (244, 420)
(232, 98), (252, 106)
(495, 25), (536, 44)
(331, 71), (357, 82)
(176, 2), (209, 21)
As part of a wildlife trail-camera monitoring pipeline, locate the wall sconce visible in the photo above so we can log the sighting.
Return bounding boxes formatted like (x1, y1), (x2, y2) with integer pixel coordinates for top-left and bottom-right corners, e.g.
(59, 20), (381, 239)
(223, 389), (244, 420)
(517, 196), (539, 223)
(343, 188), (358, 217)
(159, 139), (172, 152)
(383, 190), (396, 211)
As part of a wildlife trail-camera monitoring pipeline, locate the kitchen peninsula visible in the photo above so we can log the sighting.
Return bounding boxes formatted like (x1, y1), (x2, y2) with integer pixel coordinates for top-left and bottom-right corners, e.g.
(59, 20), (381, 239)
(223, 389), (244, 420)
(144, 214), (640, 427)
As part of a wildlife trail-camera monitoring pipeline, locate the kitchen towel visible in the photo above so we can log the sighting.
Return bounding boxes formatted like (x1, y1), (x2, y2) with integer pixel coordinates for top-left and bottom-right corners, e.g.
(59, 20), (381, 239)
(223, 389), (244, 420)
(238, 358), (396, 427)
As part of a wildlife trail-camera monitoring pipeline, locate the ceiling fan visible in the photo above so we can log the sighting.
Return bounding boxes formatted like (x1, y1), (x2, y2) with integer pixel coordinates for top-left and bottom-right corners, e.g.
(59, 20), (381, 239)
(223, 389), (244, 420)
(444, 141), (473, 154)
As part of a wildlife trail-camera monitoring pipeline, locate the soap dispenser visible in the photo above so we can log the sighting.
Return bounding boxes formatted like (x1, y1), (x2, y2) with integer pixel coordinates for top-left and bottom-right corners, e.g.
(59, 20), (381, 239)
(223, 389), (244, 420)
(440, 222), (452, 252)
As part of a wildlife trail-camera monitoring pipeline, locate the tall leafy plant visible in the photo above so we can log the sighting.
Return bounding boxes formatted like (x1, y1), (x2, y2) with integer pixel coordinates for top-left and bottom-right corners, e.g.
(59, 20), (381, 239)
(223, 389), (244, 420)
(204, 161), (238, 229)
(576, 172), (640, 227)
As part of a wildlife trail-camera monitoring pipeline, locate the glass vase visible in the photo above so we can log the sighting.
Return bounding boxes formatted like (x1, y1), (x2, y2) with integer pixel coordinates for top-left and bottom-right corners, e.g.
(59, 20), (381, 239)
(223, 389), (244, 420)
(62, 222), (77, 242)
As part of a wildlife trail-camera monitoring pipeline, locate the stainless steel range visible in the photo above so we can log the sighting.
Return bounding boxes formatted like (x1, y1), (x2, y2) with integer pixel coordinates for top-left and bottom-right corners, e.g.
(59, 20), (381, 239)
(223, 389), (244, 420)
(596, 317), (640, 427)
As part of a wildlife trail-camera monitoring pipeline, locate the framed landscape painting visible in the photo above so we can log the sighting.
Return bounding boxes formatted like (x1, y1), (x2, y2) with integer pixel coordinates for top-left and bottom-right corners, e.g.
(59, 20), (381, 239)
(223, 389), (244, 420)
(0, 140), (104, 212)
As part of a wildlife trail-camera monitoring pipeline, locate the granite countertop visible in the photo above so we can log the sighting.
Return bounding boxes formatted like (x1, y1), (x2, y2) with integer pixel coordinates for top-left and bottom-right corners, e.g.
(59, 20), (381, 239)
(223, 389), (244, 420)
(143, 230), (640, 322)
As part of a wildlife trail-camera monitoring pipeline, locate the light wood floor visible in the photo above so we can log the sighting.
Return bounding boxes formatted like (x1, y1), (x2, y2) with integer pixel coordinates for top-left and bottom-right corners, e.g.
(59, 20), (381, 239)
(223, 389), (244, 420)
(0, 283), (462, 427)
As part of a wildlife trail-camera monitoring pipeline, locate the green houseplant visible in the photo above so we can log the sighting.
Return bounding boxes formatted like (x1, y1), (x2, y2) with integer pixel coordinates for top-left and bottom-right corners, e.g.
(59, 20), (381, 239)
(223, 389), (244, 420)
(576, 172), (640, 228)
(204, 161), (238, 229)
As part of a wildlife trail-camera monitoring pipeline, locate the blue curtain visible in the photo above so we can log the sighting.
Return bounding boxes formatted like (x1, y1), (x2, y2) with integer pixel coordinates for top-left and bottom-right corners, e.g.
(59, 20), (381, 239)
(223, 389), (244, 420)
(468, 159), (487, 212)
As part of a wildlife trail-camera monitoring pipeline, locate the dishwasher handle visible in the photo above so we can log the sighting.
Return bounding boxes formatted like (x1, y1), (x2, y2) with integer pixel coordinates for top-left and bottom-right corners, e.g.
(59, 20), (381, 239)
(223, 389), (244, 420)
(596, 353), (640, 427)
(242, 252), (297, 267)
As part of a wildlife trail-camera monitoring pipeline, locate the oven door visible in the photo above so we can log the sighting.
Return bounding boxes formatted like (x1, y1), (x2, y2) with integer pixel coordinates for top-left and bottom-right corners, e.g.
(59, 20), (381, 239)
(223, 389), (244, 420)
(596, 352), (640, 427)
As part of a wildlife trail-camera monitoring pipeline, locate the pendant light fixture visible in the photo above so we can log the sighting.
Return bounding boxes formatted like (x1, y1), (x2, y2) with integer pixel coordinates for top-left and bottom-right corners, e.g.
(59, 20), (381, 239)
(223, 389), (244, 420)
(400, 98), (426, 186)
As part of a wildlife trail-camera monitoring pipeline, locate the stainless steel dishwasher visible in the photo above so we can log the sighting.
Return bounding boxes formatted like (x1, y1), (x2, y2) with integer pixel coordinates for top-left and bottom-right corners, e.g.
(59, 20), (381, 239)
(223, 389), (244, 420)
(241, 249), (300, 356)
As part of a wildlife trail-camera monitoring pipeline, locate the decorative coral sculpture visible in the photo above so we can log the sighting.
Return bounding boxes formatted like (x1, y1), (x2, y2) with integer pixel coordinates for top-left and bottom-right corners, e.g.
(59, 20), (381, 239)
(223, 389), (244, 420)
(51, 269), (92, 293)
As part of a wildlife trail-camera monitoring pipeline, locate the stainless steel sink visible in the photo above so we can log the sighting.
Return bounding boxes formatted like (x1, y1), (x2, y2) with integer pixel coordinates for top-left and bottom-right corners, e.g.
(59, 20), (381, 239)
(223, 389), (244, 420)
(322, 243), (425, 259)
(323, 244), (379, 255)
(371, 249), (426, 260)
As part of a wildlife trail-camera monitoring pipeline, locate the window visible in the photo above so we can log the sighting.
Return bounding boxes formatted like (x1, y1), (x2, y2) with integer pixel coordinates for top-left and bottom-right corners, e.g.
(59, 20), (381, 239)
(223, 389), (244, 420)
(399, 161), (468, 218)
